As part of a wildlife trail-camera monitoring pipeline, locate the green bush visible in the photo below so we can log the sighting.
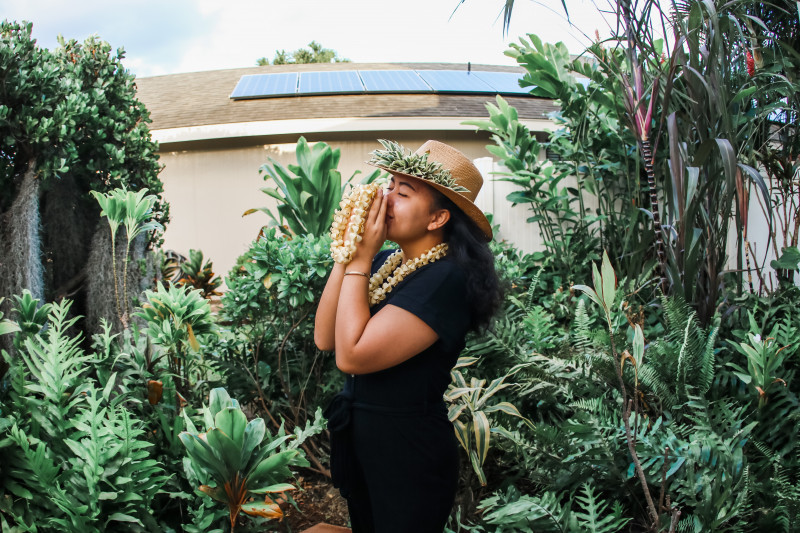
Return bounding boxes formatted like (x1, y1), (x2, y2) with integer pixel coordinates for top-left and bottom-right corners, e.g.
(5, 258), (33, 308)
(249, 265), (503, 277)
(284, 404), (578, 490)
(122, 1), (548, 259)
(180, 387), (323, 531)
(457, 252), (800, 531)
(214, 228), (339, 475)
(0, 300), (168, 531)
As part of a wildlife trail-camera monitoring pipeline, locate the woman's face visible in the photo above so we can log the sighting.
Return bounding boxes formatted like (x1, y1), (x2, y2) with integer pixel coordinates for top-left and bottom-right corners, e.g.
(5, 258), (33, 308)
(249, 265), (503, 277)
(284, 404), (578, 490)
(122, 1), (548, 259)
(384, 176), (440, 244)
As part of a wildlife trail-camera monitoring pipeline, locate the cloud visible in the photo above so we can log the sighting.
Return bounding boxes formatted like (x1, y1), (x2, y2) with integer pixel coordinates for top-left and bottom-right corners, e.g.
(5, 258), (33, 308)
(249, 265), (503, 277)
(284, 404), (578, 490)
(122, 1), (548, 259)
(4, 0), (210, 75)
(3, 0), (613, 77)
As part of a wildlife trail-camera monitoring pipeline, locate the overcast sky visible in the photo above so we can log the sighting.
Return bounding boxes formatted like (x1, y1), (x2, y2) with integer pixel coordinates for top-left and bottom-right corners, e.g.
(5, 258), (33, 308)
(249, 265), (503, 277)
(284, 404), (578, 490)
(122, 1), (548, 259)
(2, 0), (618, 78)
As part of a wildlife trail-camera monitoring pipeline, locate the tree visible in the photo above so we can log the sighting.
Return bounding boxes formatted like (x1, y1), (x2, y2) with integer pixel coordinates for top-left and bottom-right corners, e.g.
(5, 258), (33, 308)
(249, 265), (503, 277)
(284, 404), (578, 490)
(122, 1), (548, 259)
(256, 41), (350, 66)
(0, 21), (166, 339)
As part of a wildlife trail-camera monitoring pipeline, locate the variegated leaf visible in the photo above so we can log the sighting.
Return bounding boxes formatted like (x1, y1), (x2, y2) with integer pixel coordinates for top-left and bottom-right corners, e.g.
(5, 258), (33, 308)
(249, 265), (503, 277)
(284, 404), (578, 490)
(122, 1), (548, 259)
(472, 411), (491, 465)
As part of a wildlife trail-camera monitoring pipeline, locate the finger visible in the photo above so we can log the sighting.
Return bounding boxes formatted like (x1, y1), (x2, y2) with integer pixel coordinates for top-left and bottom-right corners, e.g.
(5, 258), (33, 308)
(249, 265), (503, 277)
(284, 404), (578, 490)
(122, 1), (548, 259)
(367, 187), (384, 225)
(375, 188), (387, 226)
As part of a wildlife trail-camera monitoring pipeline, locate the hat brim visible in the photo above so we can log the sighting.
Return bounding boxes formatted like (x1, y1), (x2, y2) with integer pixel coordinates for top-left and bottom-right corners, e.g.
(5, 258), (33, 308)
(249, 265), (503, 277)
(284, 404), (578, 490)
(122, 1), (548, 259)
(373, 165), (493, 241)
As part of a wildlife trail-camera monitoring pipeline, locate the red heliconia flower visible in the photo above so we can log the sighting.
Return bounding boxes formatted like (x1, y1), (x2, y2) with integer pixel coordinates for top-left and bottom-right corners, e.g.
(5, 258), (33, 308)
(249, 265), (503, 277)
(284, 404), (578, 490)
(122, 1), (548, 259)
(746, 50), (755, 77)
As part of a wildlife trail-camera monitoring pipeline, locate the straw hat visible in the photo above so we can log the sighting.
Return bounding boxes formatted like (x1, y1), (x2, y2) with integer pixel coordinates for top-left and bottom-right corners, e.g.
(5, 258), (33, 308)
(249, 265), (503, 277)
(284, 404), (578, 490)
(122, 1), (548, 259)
(368, 139), (492, 241)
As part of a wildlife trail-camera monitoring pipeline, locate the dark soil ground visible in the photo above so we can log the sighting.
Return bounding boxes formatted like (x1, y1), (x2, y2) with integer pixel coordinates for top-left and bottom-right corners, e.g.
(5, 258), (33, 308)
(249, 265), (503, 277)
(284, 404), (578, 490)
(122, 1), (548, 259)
(280, 471), (350, 532)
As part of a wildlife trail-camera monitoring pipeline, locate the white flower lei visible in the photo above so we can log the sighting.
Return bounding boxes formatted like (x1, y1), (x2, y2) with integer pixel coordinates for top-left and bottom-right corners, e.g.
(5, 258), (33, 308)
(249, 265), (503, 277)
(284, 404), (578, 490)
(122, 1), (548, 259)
(329, 183), (381, 264)
(368, 243), (448, 306)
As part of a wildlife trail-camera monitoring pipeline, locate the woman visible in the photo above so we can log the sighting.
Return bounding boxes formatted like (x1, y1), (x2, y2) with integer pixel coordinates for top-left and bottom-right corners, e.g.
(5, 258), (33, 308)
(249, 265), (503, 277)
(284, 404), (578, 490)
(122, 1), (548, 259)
(315, 140), (501, 532)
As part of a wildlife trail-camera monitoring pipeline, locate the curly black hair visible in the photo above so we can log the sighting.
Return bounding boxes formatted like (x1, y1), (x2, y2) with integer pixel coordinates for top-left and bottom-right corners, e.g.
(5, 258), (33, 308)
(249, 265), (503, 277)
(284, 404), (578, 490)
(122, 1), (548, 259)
(433, 193), (502, 333)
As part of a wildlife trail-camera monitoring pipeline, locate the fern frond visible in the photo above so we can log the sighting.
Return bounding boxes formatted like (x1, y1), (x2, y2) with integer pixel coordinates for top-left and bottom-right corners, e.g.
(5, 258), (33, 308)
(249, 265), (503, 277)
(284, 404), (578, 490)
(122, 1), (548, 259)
(573, 482), (631, 533)
(571, 299), (594, 357)
(481, 488), (569, 531)
(525, 260), (548, 313)
(697, 321), (718, 395)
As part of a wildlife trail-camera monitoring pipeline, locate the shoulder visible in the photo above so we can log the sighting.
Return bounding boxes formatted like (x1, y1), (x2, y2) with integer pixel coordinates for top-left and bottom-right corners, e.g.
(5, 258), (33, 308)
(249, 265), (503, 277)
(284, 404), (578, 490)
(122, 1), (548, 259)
(392, 256), (467, 306)
(412, 256), (465, 291)
(386, 256), (470, 350)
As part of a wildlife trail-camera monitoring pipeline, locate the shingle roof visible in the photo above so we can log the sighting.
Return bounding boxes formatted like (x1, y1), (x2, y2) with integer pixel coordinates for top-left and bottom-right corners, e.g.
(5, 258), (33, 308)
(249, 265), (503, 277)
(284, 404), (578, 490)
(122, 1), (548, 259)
(135, 62), (558, 131)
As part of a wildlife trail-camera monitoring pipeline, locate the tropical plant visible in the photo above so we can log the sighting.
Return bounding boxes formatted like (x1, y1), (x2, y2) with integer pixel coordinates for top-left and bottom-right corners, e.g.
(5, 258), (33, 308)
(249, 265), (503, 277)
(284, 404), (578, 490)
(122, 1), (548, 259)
(92, 187), (164, 328)
(245, 136), (382, 237)
(0, 22), (165, 329)
(179, 387), (322, 531)
(445, 356), (529, 487)
(479, 482), (631, 532)
(0, 299), (20, 336)
(469, 35), (655, 286)
(0, 300), (168, 531)
(465, 93), (600, 285)
(727, 312), (792, 408)
(8, 289), (51, 352)
(639, 296), (718, 412)
(573, 251), (677, 529)
(134, 283), (216, 394)
(176, 249), (223, 298)
(256, 40), (350, 66)
(456, 2), (800, 529)
(217, 228), (338, 477)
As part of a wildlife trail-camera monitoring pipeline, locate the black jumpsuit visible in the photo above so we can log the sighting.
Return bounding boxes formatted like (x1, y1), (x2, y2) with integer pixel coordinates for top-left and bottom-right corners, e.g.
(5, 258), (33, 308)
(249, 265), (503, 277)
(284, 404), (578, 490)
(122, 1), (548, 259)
(326, 249), (470, 533)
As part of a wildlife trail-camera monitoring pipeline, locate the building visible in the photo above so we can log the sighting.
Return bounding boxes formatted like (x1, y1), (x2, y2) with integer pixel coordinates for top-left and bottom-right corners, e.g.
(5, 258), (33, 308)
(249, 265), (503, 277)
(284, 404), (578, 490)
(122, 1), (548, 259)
(135, 62), (558, 278)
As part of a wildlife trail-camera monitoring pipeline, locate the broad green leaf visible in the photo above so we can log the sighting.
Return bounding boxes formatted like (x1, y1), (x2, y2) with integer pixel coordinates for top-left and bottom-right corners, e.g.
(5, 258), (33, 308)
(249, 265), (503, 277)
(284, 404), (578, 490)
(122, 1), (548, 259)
(469, 449), (487, 486)
(209, 388), (232, 417)
(453, 420), (469, 452)
(248, 450), (298, 486)
(180, 433), (228, 479)
(483, 402), (526, 420)
(771, 246), (800, 271)
(241, 418), (266, 469)
(573, 284), (603, 309)
(215, 406), (247, 449)
(248, 482), (296, 494)
(107, 513), (143, 525)
(633, 325), (644, 368)
(0, 320), (21, 335)
(206, 427), (242, 474)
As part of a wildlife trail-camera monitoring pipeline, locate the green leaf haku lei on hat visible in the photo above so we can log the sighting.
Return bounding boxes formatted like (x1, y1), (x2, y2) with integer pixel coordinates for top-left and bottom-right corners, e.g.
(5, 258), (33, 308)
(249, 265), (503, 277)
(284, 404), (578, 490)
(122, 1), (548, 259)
(369, 139), (470, 193)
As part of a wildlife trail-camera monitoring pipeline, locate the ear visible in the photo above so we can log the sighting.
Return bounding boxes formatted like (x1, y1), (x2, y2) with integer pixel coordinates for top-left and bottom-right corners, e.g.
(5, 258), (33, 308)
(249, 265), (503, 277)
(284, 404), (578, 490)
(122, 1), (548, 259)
(427, 208), (450, 231)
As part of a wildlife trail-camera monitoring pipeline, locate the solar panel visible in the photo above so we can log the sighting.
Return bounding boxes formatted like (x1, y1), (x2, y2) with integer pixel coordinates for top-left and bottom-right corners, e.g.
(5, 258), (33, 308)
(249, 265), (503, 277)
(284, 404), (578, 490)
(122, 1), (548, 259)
(230, 73), (298, 99)
(416, 70), (495, 93)
(359, 70), (432, 93)
(298, 71), (364, 95)
(230, 69), (536, 100)
(472, 71), (531, 95)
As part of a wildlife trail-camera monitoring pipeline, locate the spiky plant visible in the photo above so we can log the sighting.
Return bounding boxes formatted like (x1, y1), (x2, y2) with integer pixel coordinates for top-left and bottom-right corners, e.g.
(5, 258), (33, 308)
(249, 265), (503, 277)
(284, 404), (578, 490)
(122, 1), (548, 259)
(177, 249), (222, 299)
(368, 139), (469, 192)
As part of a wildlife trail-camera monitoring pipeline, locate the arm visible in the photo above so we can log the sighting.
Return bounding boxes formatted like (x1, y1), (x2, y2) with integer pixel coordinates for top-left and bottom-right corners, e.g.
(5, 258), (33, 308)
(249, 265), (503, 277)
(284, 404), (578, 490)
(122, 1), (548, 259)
(313, 261), (346, 351)
(335, 304), (438, 375)
(332, 189), (439, 374)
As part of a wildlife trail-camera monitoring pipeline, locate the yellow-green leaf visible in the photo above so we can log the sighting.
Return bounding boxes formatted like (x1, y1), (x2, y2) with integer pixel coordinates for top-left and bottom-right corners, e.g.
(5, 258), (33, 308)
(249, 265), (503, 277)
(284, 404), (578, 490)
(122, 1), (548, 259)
(472, 411), (490, 465)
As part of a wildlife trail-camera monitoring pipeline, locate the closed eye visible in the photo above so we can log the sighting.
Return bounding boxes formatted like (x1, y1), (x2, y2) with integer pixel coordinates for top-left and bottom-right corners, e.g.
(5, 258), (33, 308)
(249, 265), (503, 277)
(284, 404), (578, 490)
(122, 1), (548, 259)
(389, 177), (414, 197)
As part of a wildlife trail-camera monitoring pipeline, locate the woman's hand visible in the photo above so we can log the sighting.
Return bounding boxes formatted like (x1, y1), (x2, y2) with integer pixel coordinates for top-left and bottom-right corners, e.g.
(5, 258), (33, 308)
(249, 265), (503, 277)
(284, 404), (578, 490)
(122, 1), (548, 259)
(349, 188), (387, 266)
